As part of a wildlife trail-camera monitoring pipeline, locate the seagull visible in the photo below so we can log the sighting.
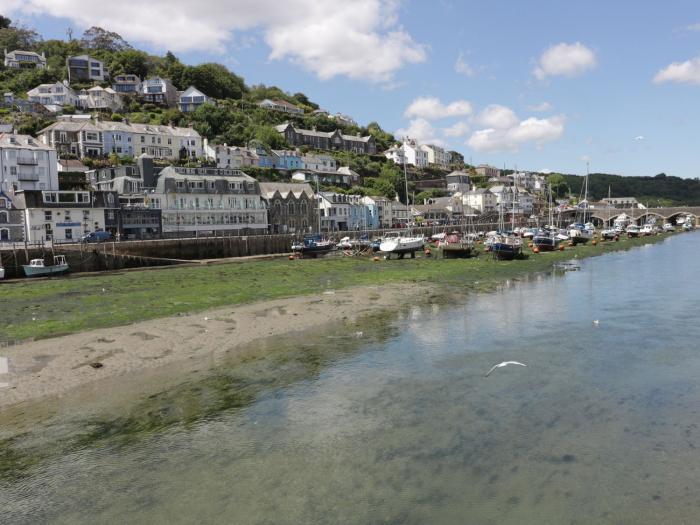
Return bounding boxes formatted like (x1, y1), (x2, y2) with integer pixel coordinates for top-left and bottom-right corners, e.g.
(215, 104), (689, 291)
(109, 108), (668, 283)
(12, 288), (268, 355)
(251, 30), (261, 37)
(593, 319), (600, 325)
(485, 361), (527, 377)
(634, 136), (645, 141)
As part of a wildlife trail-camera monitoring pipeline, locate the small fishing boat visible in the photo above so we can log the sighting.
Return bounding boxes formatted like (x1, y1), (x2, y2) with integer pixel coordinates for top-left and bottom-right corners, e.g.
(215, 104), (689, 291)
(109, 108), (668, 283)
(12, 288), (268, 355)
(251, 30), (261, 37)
(532, 230), (558, 251)
(379, 232), (425, 259)
(626, 224), (640, 237)
(677, 216), (689, 225)
(601, 228), (617, 240)
(439, 231), (474, 259)
(662, 223), (675, 232)
(568, 223), (593, 245)
(640, 224), (654, 236)
(337, 237), (353, 250)
(490, 232), (522, 260)
(682, 220), (694, 231)
(22, 255), (69, 277)
(292, 234), (336, 258)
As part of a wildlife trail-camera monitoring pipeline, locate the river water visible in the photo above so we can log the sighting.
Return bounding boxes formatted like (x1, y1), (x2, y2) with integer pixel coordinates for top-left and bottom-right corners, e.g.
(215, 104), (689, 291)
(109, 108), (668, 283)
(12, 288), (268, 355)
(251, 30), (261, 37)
(2, 232), (700, 524)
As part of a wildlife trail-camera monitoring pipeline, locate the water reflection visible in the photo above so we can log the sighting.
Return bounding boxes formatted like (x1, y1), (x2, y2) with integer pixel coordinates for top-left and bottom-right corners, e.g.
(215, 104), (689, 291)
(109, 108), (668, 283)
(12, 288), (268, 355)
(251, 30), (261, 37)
(2, 233), (700, 524)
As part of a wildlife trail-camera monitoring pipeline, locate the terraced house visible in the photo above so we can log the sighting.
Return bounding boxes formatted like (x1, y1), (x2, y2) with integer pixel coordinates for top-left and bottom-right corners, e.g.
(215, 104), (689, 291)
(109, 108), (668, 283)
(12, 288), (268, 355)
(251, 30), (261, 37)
(0, 133), (58, 193)
(275, 123), (376, 154)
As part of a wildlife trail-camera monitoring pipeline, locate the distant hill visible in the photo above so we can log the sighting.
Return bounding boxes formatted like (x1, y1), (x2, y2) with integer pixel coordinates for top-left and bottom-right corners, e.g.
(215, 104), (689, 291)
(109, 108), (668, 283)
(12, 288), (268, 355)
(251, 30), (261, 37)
(561, 173), (700, 206)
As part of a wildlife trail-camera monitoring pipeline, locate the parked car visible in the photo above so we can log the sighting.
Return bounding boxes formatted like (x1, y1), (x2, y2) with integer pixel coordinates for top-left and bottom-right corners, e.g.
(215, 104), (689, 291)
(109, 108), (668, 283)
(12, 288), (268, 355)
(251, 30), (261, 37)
(81, 231), (113, 243)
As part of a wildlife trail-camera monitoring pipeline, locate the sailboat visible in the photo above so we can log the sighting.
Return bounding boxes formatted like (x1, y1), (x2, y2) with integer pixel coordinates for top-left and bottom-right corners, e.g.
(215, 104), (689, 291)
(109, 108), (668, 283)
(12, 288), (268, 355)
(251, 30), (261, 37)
(533, 183), (559, 251)
(379, 142), (425, 258)
(601, 186), (617, 239)
(489, 186), (522, 260)
(569, 164), (594, 244)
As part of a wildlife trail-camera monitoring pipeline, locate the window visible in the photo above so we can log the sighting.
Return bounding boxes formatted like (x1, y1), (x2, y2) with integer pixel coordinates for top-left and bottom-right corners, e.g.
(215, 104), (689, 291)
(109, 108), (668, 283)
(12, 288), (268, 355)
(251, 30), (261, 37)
(43, 192), (57, 203)
(83, 210), (90, 220)
(141, 136), (145, 143)
(64, 211), (71, 221)
(0, 211), (7, 223)
(0, 228), (9, 241)
(65, 228), (72, 240)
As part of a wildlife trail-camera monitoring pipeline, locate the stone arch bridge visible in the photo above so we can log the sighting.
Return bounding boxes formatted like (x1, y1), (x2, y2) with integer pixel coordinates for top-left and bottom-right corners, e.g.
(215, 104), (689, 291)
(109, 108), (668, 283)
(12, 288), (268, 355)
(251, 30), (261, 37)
(566, 207), (700, 227)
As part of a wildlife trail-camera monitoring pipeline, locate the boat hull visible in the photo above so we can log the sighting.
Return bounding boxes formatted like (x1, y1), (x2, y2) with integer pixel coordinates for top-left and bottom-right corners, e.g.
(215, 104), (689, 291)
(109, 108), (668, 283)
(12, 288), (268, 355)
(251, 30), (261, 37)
(379, 238), (425, 256)
(0, 267), (4, 279)
(532, 236), (557, 251)
(441, 244), (473, 259)
(492, 243), (521, 260)
(22, 264), (69, 277)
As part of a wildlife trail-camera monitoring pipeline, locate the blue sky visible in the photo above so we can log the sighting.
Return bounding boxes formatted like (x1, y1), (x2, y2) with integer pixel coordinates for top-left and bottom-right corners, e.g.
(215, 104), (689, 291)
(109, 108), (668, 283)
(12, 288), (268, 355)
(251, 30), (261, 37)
(5, 0), (700, 177)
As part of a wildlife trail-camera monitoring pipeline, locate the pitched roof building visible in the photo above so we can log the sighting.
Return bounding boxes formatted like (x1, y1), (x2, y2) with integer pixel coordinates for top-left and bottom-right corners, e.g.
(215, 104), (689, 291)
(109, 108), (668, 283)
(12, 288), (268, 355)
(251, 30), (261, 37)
(275, 123), (376, 154)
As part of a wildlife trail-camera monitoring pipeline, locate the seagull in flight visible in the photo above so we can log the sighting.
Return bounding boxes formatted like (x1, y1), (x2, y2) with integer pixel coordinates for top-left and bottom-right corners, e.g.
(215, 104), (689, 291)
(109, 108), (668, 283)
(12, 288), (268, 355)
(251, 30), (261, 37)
(485, 361), (527, 377)
(634, 136), (645, 141)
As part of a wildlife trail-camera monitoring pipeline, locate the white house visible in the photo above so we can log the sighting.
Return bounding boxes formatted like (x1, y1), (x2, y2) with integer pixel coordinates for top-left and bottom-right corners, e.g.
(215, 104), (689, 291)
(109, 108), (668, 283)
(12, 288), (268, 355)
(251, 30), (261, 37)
(462, 188), (497, 214)
(385, 139), (428, 168)
(4, 49), (46, 69)
(211, 144), (259, 169)
(179, 86), (212, 113)
(319, 192), (351, 231)
(78, 86), (123, 111)
(446, 170), (470, 194)
(302, 153), (337, 172)
(420, 144), (451, 168)
(0, 134), (58, 193)
(27, 82), (78, 107)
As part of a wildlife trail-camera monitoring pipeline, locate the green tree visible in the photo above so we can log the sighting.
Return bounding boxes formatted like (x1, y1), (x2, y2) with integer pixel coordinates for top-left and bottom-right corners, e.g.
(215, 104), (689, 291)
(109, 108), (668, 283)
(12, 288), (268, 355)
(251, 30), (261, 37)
(547, 173), (571, 199)
(180, 63), (246, 99)
(80, 27), (131, 51)
(107, 49), (153, 79)
(0, 24), (41, 51)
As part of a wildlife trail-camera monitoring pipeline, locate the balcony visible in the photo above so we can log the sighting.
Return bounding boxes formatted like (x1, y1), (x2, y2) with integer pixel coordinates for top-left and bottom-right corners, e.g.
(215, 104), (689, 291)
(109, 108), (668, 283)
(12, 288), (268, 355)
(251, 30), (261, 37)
(17, 171), (40, 181)
(17, 155), (38, 165)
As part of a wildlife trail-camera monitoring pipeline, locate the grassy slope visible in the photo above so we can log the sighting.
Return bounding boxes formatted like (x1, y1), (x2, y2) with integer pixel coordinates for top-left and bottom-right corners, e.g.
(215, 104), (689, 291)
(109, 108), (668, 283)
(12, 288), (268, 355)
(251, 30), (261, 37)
(0, 234), (672, 342)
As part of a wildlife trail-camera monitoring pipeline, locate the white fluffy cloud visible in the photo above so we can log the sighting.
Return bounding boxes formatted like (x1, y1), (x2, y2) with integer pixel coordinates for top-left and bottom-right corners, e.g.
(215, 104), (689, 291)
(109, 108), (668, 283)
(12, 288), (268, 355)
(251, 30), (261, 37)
(475, 105), (519, 129)
(442, 121), (470, 137)
(395, 118), (444, 146)
(403, 96), (473, 120)
(653, 57), (700, 85)
(6, 0), (426, 82)
(467, 107), (565, 152)
(534, 42), (597, 80)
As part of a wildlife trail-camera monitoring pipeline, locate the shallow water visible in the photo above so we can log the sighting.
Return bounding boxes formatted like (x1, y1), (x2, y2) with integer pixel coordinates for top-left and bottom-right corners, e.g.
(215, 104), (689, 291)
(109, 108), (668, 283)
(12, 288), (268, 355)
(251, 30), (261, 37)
(2, 232), (700, 524)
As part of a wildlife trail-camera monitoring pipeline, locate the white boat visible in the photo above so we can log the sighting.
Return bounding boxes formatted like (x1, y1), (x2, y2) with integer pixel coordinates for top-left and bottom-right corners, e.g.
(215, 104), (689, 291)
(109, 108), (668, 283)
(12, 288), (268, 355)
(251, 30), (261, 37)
(0, 264), (4, 279)
(662, 223), (675, 232)
(676, 216), (688, 225)
(338, 237), (353, 250)
(601, 228), (617, 239)
(683, 221), (693, 231)
(568, 223), (593, 244)
(22, 255), (70, 277)
(379, 232), (425, 258)
(640, 224), (654, 236)
(626, 224), (640, 237)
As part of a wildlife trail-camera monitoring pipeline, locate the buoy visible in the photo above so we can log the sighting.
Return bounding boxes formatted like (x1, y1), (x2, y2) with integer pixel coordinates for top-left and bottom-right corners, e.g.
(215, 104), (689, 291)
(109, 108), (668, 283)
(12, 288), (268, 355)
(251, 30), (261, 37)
(373, 256), (380, 262)
(528, 242), (533, 248)
(533, 247), (540, 254)
(424, 249), (431, 256)
(568, 241), (574, 247)
(288, 255), (295, 260)
(559, 244), (565, 251)
(591, 240), (597, 246)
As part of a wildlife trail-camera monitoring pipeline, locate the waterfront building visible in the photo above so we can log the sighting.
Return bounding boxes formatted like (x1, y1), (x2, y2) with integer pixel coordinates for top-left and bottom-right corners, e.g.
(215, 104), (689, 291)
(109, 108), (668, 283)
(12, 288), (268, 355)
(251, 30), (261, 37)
(147, 167), (267, 236)
(0, 133), (59, 193)
(14, 189), (119, 242)
(461, 188), (497, 214)
(0, 189), (25, 242)
(260, 182), (317, 234)
(319, 192), (351, 231)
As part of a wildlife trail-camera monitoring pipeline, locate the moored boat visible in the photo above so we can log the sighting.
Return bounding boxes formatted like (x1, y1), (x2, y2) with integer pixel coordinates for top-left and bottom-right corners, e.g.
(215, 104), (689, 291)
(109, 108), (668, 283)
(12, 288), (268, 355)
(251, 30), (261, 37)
(0, 262), (4, 279)
(439, 232), (474, 259)
(626, 224), (640, 237)
(568, 223), (593, 245)
(292, 234), (336, 258)
(532, 230), (558, 251)
(662, 223), (675, 232)
(379, 232), (425, 259)
(490, 232), (522, 260)
(22, 255), (69, 277)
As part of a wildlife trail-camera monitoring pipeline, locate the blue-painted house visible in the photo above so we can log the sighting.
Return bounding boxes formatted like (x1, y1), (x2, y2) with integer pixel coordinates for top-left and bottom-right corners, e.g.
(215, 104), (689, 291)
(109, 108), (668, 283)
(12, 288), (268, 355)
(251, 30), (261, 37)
(272, 149), (303, 170)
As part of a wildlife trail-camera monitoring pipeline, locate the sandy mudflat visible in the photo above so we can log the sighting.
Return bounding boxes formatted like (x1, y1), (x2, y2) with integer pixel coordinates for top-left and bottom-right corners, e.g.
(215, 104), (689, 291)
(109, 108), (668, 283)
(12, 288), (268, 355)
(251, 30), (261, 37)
(0, 283), (426, 410)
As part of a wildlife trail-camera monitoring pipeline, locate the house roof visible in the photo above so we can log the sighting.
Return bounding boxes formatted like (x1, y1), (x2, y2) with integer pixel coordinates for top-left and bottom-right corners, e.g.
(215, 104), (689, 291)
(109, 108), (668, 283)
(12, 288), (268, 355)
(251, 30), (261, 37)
(180, 85), (209, 99)
(6, 49), (44, 59)
(58, 159), (88, 170)
(0, 133), (52, 150)
(259, 182), (314, 199)
(276, 123), (373, 143)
